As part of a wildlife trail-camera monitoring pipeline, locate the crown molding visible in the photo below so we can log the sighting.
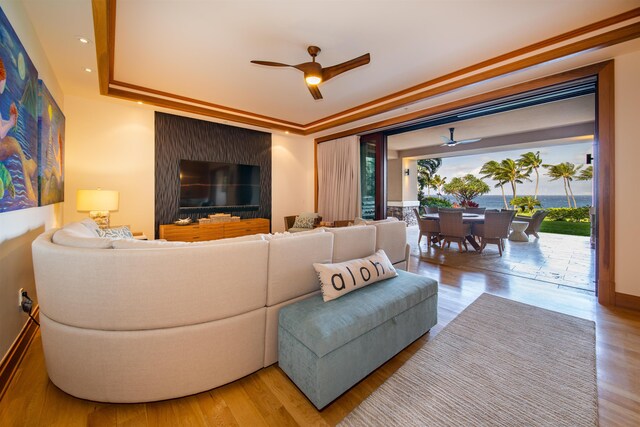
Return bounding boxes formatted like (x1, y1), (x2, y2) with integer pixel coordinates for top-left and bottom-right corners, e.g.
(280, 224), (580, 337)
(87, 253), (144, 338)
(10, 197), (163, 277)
(92, 1), (640, 135)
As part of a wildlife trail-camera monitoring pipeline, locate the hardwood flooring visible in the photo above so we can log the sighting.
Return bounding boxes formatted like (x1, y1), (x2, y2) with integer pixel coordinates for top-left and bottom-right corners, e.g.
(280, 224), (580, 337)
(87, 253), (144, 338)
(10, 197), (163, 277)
(1, 254), (639, 426)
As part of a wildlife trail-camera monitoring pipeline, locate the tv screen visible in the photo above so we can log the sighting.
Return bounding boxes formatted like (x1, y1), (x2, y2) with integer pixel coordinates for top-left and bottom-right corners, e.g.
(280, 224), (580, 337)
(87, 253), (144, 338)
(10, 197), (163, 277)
(179, 160), (260, 208)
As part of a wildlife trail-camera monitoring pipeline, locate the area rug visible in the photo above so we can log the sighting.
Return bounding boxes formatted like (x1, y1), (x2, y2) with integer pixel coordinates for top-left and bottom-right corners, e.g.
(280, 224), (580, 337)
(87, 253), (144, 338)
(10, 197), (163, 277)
(339, 293), (598, 426)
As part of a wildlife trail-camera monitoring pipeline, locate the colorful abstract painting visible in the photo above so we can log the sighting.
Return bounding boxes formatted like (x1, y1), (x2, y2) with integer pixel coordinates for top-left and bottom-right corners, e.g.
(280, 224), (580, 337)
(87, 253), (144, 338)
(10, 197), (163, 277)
(0, 5), (39, 213)
(38, 81), (64, 206)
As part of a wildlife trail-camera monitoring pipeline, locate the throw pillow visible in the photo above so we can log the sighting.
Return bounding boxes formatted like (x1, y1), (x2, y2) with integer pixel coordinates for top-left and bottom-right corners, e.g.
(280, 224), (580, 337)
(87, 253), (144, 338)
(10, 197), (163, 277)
(80, 218), (101, 236)
(97, 226), (134, 239)
(292, 215), (315, 229)
(299, 212), (320, 219)
(313, 249), (397, 302)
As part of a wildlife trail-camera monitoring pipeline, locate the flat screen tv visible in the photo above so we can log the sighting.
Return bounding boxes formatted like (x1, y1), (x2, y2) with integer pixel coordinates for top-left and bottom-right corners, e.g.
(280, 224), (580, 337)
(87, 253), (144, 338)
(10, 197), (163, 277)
(179, 160), (260, 208)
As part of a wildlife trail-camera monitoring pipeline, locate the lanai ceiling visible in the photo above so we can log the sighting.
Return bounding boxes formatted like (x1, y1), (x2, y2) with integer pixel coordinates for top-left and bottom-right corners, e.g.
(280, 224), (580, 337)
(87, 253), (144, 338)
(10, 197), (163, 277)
(388, 95), (595, 159)
(20, 0), (640, 132)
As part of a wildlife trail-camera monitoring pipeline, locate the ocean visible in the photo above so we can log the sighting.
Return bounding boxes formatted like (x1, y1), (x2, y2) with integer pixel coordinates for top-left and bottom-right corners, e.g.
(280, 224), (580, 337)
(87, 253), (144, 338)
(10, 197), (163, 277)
(440, 195), (593, 210)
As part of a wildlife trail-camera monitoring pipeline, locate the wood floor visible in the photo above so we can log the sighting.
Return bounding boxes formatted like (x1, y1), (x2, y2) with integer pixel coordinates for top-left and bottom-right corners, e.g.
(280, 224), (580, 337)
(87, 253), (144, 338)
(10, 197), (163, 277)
(1, 255), (639, 426)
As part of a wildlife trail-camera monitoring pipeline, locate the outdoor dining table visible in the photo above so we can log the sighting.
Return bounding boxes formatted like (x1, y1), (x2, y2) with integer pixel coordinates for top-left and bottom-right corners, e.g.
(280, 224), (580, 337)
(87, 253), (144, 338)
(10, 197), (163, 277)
(422, 213), (485, 251)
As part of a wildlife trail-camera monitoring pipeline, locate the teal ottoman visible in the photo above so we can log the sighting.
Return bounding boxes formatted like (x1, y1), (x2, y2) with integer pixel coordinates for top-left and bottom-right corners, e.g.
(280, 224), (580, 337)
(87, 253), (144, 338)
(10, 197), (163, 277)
(278, 269), (438, 409)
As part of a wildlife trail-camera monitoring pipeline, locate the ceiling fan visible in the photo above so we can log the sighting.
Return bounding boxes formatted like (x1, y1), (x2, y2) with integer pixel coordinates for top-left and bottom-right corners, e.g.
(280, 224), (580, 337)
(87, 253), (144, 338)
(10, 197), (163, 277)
(441, 127), (482, 147)
(251, 46), (370, 100)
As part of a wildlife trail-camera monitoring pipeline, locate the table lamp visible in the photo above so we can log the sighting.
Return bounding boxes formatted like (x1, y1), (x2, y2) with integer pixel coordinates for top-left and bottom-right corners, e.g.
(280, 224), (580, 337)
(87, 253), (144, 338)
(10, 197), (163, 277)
(76, 189), (119, 228)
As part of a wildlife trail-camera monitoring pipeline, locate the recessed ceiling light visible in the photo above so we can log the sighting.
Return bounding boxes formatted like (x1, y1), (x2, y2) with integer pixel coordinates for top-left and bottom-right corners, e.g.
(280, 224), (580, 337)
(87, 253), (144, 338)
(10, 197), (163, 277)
(78, 37), (90, 44)
(285, 131), (289, 134)
(137, 101), (143, 105)
(84, 67), (92, 73)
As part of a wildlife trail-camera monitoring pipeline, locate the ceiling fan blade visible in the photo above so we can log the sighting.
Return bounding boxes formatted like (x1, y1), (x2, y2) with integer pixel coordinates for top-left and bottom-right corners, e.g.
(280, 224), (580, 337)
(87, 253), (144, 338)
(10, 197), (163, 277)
(307, 84), (323, 100)
(322, 53), (370, 82)
(250, 60), (294, 67)
(455, 138), (482, 145)
(293, 62), (318, 73)
(441, 142), (457, 147)
(441, 135), (452, 143)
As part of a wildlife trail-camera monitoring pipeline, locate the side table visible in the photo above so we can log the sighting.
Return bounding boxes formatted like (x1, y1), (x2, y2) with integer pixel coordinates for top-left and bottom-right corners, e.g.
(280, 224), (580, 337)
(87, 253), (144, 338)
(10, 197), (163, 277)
(509, 221), (529, 242)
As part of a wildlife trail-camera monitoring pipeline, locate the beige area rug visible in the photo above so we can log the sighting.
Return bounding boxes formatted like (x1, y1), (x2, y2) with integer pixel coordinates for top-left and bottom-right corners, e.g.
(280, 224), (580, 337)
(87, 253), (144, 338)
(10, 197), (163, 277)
(340, 293), (598, 427)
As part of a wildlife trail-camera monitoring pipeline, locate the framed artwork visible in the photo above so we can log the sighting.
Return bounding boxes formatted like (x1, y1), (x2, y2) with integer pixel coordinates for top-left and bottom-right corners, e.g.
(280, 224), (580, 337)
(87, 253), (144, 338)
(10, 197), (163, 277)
(38, 80), (64, 206)
(0, 5), (39, 212)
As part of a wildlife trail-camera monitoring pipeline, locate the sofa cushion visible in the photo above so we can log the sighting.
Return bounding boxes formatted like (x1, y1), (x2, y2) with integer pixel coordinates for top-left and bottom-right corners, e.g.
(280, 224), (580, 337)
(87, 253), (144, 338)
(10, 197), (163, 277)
(35, 237), (270, 330)
(327, 225), (376, 263)
(372, 220), (407, 265)
(112, 233), (264, 249)
(266, 232), (333, 306)
(288, 227), (313, 233)
(279, 269), (438, 358)
(52, 222), (114, 249)
(314, 250), (397, 302)
(113, 239), (194, 249)
(263, 228), (325, 240)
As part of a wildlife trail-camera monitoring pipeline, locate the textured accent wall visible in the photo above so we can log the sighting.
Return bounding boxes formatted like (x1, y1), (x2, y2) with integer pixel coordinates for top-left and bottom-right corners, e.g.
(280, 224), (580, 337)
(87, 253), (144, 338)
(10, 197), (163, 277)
(155, 112), (271, 236)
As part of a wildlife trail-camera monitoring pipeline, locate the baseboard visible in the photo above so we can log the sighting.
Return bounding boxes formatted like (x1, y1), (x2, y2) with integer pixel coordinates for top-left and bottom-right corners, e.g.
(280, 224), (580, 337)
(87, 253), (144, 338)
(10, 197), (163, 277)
(0, 306), (39, 401)
(615, 292), (640, 311)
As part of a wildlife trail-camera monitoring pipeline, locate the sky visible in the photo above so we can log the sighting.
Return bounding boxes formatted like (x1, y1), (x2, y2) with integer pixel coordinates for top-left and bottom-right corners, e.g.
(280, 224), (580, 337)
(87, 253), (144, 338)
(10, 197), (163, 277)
(433, 141), (593, 196)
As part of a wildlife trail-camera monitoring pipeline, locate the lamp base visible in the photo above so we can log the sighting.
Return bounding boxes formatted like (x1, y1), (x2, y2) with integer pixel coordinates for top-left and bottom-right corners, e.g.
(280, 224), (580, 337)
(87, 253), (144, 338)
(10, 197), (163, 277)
(89, 211), (111, 229)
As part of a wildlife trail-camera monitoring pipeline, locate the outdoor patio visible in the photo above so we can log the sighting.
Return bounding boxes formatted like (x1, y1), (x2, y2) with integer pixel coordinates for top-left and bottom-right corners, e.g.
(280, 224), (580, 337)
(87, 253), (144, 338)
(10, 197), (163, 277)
(407, 225), (595, 293)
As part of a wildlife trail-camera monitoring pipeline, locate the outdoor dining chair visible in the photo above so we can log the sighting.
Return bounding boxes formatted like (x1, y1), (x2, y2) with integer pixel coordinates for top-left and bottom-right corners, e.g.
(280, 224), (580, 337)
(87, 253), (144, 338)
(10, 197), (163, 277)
(464, 207), (486, 214)
(438, 211), (472, 252)
(472, 210), (513, 256)
(414, 208), (441, 247)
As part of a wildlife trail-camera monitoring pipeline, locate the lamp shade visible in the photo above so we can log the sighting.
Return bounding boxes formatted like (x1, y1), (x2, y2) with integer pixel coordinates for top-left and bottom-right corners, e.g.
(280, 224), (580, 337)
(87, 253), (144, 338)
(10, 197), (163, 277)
(76, 189), (119, 212)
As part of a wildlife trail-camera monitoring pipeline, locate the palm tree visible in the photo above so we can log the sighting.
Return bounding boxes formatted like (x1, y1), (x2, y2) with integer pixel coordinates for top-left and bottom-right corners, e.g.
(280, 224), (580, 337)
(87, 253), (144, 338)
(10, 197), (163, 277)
(577, 165), (593, 181)
(518, 151), (543, 199)
(417, 158), (442, 200)
(480, 160), (509, 209)
(544, 162), (582, 207)
(499, 158), (531, 200)
(430, 174), (446, 196)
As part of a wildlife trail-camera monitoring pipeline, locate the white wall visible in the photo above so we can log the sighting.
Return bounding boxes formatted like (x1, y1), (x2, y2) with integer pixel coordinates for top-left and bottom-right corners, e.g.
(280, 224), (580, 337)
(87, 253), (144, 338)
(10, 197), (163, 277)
(271, 133), (315, 231)
(387, 159), (402, 201)
(614, 49), (640, 297)
(63, 94), (155, 237)
(0, 0), (63, 360)
(62, 95), (316, 237)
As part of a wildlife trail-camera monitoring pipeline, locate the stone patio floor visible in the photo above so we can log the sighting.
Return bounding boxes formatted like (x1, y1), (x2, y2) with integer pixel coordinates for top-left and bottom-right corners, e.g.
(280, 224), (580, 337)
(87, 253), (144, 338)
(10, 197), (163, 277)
(407, 225), (596, 293)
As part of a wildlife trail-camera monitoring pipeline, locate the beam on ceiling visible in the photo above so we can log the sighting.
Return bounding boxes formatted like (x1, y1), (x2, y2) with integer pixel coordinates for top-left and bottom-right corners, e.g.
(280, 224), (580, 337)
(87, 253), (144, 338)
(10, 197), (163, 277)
(93, 1), (640, 135)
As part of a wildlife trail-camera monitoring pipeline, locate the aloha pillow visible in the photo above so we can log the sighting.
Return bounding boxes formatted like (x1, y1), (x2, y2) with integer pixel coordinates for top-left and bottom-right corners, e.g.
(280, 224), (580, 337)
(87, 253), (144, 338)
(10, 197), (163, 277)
(313, 249), (397, 302)
(292, 215), (316, 229)
(97, 225), (134, 239)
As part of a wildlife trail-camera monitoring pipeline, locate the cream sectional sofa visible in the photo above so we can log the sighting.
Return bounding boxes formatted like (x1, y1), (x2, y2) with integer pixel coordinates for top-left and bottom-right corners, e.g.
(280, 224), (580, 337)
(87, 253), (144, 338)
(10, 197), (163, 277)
(32, 218), (409, 403)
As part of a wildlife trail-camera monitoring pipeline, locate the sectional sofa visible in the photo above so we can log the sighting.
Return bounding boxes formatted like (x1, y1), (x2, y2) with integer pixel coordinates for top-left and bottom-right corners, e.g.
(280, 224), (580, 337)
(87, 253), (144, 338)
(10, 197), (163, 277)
(32, 218), (412, 403)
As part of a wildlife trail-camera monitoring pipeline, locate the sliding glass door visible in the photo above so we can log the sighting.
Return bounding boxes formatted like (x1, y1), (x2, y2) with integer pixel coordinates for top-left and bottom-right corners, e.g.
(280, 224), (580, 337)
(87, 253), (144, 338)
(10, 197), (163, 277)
(360, 141), (376, 220)
(359, 132), (387, 220)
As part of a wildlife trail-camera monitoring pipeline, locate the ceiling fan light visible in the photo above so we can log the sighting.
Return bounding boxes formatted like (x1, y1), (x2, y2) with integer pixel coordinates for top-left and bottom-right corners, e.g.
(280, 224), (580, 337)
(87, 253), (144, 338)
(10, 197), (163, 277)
(305, 73), (322, 85)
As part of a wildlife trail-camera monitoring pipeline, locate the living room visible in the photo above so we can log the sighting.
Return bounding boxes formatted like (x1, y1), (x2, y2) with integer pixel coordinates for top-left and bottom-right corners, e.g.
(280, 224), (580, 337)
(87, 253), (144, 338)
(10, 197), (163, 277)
(2, 0), (640, 425)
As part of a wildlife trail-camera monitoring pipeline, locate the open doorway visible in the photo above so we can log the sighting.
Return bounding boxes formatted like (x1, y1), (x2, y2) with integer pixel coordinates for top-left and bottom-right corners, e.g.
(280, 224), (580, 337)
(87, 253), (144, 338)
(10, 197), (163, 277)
(385, 83), (597, 294)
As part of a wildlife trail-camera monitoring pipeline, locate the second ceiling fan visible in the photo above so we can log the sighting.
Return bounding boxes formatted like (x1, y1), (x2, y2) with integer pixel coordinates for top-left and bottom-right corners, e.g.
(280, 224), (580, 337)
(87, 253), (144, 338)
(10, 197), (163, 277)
(251, 46), (370, 100)
(441, 127), (482, 147)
